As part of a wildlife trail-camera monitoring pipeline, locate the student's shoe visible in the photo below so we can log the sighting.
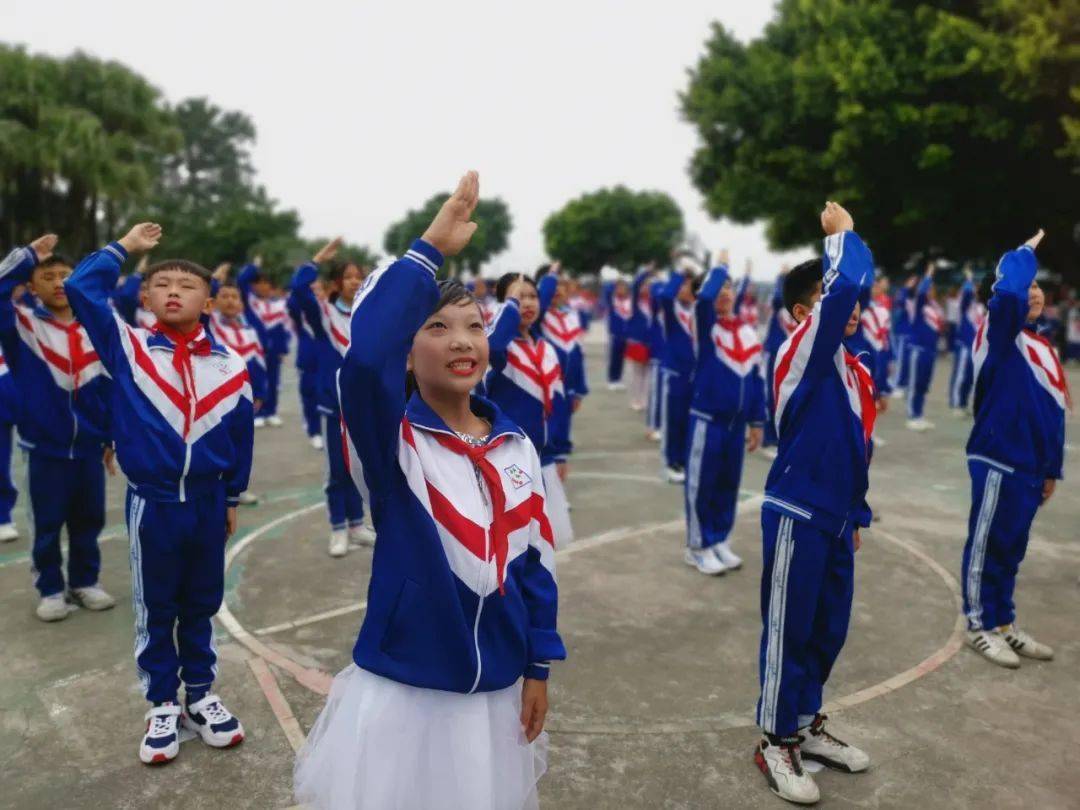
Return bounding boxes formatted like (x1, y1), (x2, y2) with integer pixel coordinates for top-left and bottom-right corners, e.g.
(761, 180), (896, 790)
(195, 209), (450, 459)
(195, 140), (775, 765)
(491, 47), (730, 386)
(237, 491), (259, 506)
(630, 403), (645, 412)
(664, 465), (686, 484)
(36, 593), (73, 622)
(0, 522), (18, 542)
(328, 530), (349, 558)
(950, 407), (966, 417)
(607, 382), (626, 391)
(684, 548), (727, 576)
(754, 734), (820, 805)
(253, 417), (267, 428)
(797, 714), (870, 773)
(647, 429), (662, 442)
(870, 434), (887, 448)
(889, 388), (906, 400)
(69, 585), (116, 611)
(713, 543), (743, 571)
(905, 418), (935, 432)
(310, 434), (325, 451)
(1000, 624), (1054, 660)
(182, 694), (245, 749)
(966, 629), (1020, 668)
(267, 415), (284, 427)
(140, 703), (182, 765)
(760, 446), (778, 461)
(348, 524), (376, 548)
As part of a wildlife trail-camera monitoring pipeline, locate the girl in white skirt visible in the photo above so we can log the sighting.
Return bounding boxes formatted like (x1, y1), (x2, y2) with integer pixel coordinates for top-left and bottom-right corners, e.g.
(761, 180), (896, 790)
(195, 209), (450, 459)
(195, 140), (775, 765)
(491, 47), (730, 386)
(295, 172), (566, 810)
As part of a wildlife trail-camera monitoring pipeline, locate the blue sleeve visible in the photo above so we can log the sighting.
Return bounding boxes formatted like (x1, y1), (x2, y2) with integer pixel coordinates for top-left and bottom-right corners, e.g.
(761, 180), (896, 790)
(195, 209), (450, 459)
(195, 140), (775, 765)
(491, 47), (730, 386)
(657, 272), (683, 341)
(630, 268), (649, 318)
(986, 246), (1037, 354)
(247, 357), (268, 404)
(63, 242), (134, 379)
(853, 499), (873, 529)
(536, 274), (557, 323)
(288, 262), (327, 343)
(224, 394), (255, 504)
(602, 281), (614, 309)
(915, 271), (932, 312)
(695, 266), (729, 360)
(485, 298), (521, 374)
(237, 264), (269, 344)
(803, 232), (873, 377)
(771, 275), (785, 312)
(339, 240), (442, 501)
(544, 386), (572, 463)
(0, 246), (39, 368)
(570, 347), (588, 399)
(109, 272), (143, 325)
(736, 274), (750, 305)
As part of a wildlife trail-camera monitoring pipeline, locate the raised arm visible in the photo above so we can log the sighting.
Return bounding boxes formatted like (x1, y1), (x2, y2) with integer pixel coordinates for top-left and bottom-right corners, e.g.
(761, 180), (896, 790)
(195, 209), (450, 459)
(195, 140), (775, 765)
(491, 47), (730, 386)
(109, 269), (143, 326)
(630, 267), (651, 319)
(695, 265), (729, 360)
(0, 238), (51, 366)
(656, 270), (683, 341)
(984, 231), (1043, 354)
(485, 292), (522, 374)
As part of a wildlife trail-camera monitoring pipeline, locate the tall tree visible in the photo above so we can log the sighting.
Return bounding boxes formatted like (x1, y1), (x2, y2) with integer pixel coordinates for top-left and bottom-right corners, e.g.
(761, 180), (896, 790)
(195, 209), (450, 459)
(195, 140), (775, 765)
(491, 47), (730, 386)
(681, 0), (1080, 276)
(543, 187), (684, 274)
(384, 193), (511, 273)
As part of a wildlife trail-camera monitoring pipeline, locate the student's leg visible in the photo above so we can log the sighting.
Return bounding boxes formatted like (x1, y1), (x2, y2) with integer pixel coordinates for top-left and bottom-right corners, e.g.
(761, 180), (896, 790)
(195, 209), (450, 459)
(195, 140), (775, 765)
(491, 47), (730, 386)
(646, 360), (662, 430)
(177, 486), (228, 703)
(262, 352), (281, 417)
(958, 347), (975, 409)
(918, 345), (937, 412)
(948, 346), (964, 409)
(763, 351), (779, 447)
(128, 491), (186, 703)
(756, 512), (828, 737)
(892, 335), (909, 389)
(712, 420), (748, 547)
(0, 423), (17, 525)
(685, 416), (722, 550)
(299, 367), (321, 438)
(608, 337), (626, 384)
(323, 413), (348, 530)
(665, 374), (692, 469)
(628, 360), (649, 409)
(65, 455), (106, 590)
(28, 452), (69, 597)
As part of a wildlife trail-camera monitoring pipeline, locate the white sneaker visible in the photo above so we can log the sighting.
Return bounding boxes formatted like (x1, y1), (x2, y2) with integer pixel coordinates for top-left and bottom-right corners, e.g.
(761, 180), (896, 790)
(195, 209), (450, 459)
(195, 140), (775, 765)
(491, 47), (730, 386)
(889, 389), (906, 400)
(0, 522), (17, 542)
(664, 466), (686, 484)
(140, 703), (182, 765)
(328, 529), (348, 558)
(754, 735), (820, 805)
(647, 429), (662, 442)
(237, 491), (259, 506)
(713, 543), (743, 571)
(905, 418), (935, 432)
(684, 548), (727, 576)
(36, 593), (73, 622)
(1001, 624), (1054, 660)
(797, 714), (870, 773)
(69, 585), (116, 611)
(253, 417), (267, 428)
(310, 434), (325, 451)
(267, 415), (284, 427)
(607, 382), (626, 391)
(967, 629), (1021, 668)
(871, 434), (887, 448)
(348, 524), (375, 548)
(950, 407), (966, 417)
(182, 694), (245, 748)
(760, 446), (778, 461)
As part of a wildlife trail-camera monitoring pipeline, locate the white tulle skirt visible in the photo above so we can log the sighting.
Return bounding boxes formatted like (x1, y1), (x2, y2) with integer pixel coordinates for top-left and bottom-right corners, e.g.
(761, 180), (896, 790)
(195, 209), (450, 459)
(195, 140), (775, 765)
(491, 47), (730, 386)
(541, 463), (574, 549)
(294, 665), (547, 810)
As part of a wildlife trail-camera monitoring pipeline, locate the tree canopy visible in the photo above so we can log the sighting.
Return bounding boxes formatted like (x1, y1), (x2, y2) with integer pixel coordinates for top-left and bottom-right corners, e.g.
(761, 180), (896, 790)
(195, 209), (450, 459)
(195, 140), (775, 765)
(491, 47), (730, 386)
(542, 187), (684, 274)
(681, 0), (1080, 276)
(384, 193), (512, 274)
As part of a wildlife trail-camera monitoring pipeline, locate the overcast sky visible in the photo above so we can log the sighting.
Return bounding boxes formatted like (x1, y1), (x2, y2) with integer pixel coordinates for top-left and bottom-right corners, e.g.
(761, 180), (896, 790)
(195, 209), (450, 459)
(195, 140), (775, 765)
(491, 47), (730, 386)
(3, 0), (813, 278)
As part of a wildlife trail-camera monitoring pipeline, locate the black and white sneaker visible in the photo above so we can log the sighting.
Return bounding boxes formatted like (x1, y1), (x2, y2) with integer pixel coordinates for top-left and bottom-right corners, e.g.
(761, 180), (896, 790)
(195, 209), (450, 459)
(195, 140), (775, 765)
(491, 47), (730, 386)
(754, 734), (819, 804)
(182, 694), (245, 749)
(967, 629), (1021, 668)
(1001, 624), (1053, 660)
(797, 714), (870, 773)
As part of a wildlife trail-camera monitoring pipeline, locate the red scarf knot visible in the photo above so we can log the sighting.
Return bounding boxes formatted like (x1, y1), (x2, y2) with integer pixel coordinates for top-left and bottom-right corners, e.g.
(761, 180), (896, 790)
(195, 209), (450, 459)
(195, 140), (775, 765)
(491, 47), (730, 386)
(843, 350), (878, 454)
(154, 323), (212, 439)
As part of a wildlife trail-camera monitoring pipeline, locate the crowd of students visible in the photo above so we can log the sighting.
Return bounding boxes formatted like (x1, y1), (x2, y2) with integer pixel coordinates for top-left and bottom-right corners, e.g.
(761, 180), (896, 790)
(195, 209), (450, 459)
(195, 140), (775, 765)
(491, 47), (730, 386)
(0, 170), (1068, 808)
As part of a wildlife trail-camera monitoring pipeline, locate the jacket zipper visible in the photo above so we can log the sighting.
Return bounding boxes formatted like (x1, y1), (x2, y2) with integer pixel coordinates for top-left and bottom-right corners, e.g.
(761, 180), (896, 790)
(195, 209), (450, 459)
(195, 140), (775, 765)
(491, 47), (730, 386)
(68, 388), (78, 460)
(469, 463), (489, 694)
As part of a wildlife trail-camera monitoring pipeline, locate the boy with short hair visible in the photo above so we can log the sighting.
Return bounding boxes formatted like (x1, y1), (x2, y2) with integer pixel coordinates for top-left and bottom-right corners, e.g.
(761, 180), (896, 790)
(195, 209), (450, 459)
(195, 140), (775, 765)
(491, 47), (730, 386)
(65, 223), (254, 765)
(961, 229), (1065, 668)
(754, 202), (875, 805)
(0, 237), (116, 621)
(905, 263), (945, 431)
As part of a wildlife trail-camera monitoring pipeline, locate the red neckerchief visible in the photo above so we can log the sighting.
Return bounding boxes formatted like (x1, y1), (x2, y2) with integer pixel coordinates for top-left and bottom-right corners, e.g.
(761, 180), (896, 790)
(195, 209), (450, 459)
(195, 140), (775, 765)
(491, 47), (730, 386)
(514, 338), (558, 416)
(48, 317), (88, 394)
(1022, 328), (1073, 411)
(432, 432), (511, 595)
(154, 323), (212, 439)
(843, 350), (878, 454)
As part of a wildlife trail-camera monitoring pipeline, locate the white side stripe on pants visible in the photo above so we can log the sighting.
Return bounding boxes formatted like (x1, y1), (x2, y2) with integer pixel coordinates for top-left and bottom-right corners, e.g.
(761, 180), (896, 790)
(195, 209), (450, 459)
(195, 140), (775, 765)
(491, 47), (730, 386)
(906, 346), (920, 418)
(965, 469), (1001, 630)
(659, 370), (670, 463)
(128, 492), (151, 695)
(760, 516), (795, 733)
(685, 418), (708, 550)
(950, 346), (969, 409)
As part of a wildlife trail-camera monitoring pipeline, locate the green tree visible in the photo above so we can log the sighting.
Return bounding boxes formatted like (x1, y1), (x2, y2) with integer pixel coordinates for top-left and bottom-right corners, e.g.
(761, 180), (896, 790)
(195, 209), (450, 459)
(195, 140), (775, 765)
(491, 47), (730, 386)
(384, 193), (511, 273)
(542, 187), (684, 274)
(681, 0), (1080, 276)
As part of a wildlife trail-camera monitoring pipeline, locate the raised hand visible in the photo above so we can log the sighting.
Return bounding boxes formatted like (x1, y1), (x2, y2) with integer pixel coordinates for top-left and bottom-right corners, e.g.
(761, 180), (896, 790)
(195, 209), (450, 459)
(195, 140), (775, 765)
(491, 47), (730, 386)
(421, 171), (480, 257)
(136, 254), (150, 275)
(312, 237), (343, 264)
(717, 248), (730, 266)
(118, 222), (162, 254)
(1025, 229), (1045, 251)
(820, 201), (854, 236)
(29, 233), (59, 262)
(212, 262), (232, 282)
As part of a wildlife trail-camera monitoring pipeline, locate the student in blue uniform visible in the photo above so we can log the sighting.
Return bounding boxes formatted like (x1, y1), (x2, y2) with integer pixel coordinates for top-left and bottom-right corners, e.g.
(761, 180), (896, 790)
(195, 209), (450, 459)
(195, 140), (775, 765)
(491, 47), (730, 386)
(0, 345), (18, 543)
(66, 222), (254, 765)
(0, 238), (116, 622)
(287, 273), (324, 449)
(644, 275), (667, 440)
(536, 265), (588, 465)
(654, 262), (699, 483)
(961, 229), (1066, 669)
(887, 275), (915, 396)
(905, 264), (945, 431)
(603, 278), (632, 389)
(683, 259), (765, 576)
(948, 267), (981, 414)
(754, 202), (875, 805)
(238, 261), (289, 427)
(761, 269), (798, 456)
(297, 172), (564, 809)
(624, 266), (654, 411)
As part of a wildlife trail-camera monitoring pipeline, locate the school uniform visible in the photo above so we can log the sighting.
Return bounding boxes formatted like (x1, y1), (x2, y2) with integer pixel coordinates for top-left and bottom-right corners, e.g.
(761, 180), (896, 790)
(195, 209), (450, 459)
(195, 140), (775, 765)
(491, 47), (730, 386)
(845, 288), (891, 402)
(645, 278), (667, 432)
(603, 283), (631, 384)
(0, 246), (113, 598)
(757, 231), (876, 737)
(888, 285), (913, 391)
(905, 273), (944, 419)
(962, 245), (1067, 632)
(655, 272), (696, 470)
(288, 263), (366, 532)
(286, 290), (322, 438)
(0, 349), (18, 528)
(238, 266), (289, 418)
(624, 269), (653, 408)
(65, 242), (254, 704)
(537, 275), (588, 444)
(762, 274), (798, 448)
(206, 310), (268, 405)
(948, 279), (983, 410)
(1066, 305), (1080, 362)
(684, 265), (765, 551)
(296, 240), (564, 810)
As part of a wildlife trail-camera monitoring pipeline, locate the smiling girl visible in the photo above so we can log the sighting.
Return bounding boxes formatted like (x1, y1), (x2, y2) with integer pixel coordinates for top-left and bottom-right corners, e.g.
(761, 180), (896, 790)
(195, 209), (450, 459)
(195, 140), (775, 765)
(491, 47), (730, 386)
(294, 172), (564, 810)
